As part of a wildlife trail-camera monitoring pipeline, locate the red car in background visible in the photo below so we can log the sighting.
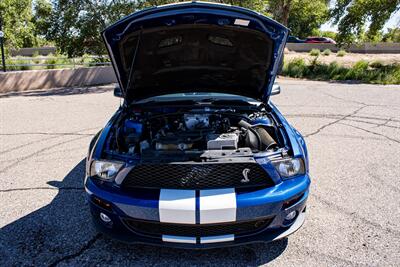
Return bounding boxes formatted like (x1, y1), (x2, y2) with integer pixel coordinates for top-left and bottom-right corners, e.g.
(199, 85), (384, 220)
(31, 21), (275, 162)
(305, 37), (336, 44)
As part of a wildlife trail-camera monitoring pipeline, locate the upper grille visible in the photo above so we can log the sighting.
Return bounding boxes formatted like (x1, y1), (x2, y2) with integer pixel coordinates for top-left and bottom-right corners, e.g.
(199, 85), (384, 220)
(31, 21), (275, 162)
(123, 217), (273, 238)
(121, 162), (274, 190)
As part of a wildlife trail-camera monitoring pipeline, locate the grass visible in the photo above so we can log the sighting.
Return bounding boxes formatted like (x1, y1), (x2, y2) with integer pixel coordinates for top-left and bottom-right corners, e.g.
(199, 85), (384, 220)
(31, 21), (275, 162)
(337, 49), (347, 57)
(282, 58), (400, 84)
(4, 54), (111, 71)
(309, 49), (320, 56)
(6, 56), (33, 71)
(44, 54), (70, 69)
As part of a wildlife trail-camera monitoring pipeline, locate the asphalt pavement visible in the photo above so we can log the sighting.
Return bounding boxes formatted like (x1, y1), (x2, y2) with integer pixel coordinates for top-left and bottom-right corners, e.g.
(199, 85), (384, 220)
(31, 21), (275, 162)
(0, 78), (399, 266)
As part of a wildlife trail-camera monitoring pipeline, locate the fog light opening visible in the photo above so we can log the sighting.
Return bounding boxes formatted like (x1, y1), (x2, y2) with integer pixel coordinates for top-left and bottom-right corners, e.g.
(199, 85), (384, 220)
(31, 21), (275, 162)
(100, 212), (112, 223)
(92, 196), (113, 211)
(285, 210), (297, 222)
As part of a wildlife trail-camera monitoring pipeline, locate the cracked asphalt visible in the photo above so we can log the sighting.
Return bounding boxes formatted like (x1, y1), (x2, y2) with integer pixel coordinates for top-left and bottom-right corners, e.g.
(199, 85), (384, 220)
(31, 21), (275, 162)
(1, 78), (399, 266)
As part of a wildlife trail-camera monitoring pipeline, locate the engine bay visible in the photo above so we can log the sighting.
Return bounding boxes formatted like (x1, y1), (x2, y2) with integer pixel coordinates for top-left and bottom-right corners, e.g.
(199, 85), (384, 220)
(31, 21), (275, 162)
(104, 104), (284, 161)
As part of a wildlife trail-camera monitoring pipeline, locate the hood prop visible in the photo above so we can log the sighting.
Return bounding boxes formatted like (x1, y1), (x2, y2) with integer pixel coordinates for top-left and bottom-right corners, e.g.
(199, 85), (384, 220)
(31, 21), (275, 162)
(125, 27), (143, 94)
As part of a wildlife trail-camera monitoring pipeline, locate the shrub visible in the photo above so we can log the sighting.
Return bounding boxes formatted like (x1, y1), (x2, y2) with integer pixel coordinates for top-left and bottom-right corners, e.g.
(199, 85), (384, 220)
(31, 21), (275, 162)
(7, 56), (33, 71)
(345, 60), (369, 80)
(45, 54), (57, 69)
(337, 49), (346, 57)
(45, 54), (70, 69)
(309, 49), (320, 56)
(322, 49), (331, 56)
(80, 54), (93, 66)
(283, 58), (309, 78)
(281, 59), (400, 84)
(369, 61), (384, 69)
(32, 51), (41, 64)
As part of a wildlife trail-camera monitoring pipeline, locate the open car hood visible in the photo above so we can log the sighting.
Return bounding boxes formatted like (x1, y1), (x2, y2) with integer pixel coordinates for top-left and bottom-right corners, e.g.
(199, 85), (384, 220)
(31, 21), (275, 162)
(102, 2), (288, 103)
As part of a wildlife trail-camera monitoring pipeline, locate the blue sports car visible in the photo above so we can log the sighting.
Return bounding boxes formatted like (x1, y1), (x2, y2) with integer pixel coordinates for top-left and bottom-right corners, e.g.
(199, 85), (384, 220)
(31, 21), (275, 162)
(85, 2), (310, 248)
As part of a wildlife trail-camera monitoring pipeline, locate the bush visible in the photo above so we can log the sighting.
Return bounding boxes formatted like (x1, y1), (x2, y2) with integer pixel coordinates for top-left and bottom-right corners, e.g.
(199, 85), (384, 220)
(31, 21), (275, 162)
(6, 56), (33, 71)
(309, 49), (320, 56)
(337, 50), (347, 57)
(283, 58), (309, 78)
(322, 49), (331, 56)
(44, 54), (57, 69)
(346, 60), (369, 80)
(44, 54), (70, 69)
(369, 61), (384, 69)
(32, 51), (41, 64)
(80, 54), (93, 66)
(282, 58), (400, 84)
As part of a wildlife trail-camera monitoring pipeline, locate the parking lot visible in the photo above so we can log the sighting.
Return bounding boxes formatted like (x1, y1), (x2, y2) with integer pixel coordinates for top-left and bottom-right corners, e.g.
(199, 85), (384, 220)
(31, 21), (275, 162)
(1, 78), (399, 266)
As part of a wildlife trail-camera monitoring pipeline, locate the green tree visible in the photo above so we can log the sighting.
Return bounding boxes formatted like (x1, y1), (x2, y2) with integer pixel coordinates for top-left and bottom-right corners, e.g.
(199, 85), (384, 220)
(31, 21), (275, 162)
(0, 0), (36, 56)
(382, 27), (400, 42)
(47, 0), (330, 56)
(266, 0), (329, 38)
(331, 0), (400, 45)
(47, 0), (269, 56)
(287, 0), (329, 38)
(33, 0), (53, 38)
(47, 0), (136, 56)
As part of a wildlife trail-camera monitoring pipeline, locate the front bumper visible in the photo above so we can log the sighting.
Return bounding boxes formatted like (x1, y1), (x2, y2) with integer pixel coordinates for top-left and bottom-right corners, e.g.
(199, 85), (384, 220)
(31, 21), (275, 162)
(85, 174), (310, 248)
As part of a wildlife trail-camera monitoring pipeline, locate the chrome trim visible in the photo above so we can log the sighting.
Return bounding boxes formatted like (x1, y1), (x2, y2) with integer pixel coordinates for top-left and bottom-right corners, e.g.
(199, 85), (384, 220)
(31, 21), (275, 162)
(114, 166), (135, 185)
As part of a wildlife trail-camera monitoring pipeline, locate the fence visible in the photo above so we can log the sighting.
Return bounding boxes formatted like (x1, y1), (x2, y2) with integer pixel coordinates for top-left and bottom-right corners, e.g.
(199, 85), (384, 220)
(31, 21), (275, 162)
(2, 55), (111, 71)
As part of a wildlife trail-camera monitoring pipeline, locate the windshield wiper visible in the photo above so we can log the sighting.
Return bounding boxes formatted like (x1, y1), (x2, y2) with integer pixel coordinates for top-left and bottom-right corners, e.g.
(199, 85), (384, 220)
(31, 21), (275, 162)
(201, 98), (256, 106)
(132, 99), (198, 107)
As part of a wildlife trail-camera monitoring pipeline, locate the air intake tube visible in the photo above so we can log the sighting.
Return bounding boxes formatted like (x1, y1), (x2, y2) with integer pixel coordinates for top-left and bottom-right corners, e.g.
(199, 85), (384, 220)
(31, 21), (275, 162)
(238, 120), (278, 151)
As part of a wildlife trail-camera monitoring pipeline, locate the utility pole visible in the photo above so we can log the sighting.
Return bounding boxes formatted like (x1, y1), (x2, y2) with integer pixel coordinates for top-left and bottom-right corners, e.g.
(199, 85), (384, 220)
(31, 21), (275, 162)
(0, 18), (6, 72)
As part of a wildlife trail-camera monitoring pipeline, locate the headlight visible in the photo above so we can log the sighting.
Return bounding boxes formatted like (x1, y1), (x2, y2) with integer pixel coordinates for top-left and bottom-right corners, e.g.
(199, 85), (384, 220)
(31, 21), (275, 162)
(90, 160), (123, 180)
(272, 158), (305, 179)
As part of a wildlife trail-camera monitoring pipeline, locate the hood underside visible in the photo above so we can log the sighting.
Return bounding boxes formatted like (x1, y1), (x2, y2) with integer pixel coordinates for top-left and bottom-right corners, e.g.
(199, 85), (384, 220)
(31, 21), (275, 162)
(102, 2), (288, 102)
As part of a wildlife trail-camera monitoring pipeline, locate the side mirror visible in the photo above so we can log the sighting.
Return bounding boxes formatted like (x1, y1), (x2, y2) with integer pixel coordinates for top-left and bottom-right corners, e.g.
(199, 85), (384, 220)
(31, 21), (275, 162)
(114, 86), (123, 98)
(271, 84), (281, 96)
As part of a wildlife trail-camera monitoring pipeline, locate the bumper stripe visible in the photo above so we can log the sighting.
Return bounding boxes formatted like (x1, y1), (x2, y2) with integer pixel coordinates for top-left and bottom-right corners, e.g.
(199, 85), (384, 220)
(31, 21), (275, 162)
(200, 234), (235, 244)
(159, 189), (196, 224)
(162, 235), (196, 244)
(199, 188), (236, 224)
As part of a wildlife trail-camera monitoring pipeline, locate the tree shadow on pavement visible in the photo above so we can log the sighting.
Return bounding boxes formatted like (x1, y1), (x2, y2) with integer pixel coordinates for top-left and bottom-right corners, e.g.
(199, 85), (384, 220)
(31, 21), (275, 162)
(0, 84), (114, 98)
(0, 159), (287, 266)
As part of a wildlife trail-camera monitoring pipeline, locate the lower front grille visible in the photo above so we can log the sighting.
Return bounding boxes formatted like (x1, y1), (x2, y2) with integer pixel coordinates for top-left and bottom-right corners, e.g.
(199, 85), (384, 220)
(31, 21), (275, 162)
(121, 162), (274, 190)
(123, 217), (274, 238)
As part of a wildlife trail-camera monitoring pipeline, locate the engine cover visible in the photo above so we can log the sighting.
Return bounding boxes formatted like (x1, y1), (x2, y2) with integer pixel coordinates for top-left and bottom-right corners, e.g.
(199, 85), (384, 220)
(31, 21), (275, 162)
(207, 133), (239, 150)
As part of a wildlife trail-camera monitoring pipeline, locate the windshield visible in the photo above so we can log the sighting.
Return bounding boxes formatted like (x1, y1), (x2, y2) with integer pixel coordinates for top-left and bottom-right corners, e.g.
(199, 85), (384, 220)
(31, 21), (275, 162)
(134, 92), (260, 104)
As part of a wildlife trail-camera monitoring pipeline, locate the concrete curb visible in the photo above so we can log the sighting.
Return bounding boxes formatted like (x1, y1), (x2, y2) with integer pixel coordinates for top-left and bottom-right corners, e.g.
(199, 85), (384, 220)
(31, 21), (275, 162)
(286, 42), (400, 53)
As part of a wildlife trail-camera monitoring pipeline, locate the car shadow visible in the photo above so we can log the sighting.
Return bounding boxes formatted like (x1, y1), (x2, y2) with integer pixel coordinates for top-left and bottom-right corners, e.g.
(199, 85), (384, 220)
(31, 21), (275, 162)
(0, 159), (287, 266)
(0, 84), (115, 98)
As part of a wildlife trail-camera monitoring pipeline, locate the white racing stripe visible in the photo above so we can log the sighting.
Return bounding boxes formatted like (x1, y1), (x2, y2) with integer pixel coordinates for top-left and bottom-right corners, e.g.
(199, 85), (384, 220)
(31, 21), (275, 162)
(160, 188), (237, 243)
(162, 235), (196, 244)
(199, 188), (236, 224)
(200, 234), (235, 244)
(159, 189), (196, 224)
